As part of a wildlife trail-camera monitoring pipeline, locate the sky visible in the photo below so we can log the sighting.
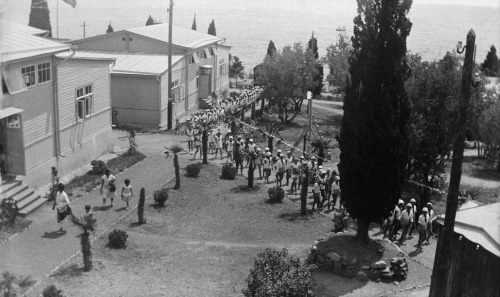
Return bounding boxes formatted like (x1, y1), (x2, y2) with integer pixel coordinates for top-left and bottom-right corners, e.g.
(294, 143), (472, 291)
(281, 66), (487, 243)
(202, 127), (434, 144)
(419, 0), (499, 6)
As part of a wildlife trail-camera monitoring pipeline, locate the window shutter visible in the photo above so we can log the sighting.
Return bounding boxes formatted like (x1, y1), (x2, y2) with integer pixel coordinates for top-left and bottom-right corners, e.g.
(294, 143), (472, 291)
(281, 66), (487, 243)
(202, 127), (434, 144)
(192, 52), (200, 64)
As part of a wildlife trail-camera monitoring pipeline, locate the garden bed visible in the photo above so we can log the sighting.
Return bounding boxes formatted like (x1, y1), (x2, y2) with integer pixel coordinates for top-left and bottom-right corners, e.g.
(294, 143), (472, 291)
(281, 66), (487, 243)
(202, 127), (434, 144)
(0, 217), (32, 244)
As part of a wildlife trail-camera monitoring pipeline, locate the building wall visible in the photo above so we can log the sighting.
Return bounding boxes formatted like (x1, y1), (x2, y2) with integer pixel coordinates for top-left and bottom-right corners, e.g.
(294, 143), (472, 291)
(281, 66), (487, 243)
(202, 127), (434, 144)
(111, 75), (160, 127)
(2, 56), (56, 177)
(216, 46), (230, 93)
(159, 59), (186, 126)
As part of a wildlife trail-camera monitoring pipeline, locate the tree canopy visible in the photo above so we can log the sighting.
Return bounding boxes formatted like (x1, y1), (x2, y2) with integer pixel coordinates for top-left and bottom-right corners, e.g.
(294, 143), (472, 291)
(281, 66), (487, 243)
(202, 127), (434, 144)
(229, 55), (245, 84)
(192, 14), (197, 30)
(308, 32), (319, 60)
(255, 43), (319, 124)
(29, 0), (52, 37)
(339, 0), (413, 243)
(106, 23), (114, 33)
(267, 40), (277, 57)
(208, 20), (216, 36)
(146, 15), (162, 26)
(481, 45), (499, 77)
(325, 29), (352, 90)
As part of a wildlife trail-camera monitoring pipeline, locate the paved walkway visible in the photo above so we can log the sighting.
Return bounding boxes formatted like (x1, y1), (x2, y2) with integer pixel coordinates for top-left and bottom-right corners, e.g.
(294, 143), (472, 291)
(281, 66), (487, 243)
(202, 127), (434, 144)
(0, 132), (190, 290)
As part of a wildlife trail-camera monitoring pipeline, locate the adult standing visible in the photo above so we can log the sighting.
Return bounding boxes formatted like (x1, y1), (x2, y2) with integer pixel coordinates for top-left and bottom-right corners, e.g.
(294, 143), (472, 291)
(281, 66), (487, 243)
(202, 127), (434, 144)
(100, 169), (116, 207)
(52, 183), (71, 232)
(390, 199), (404, 240)
(426, 202), (436, 243)
(417, 207), (429, 252)
(408, 198), (418, 239)
(399, 203), (414, 243)
(186, 125), (194, 154)
(285, 151), (293, 186)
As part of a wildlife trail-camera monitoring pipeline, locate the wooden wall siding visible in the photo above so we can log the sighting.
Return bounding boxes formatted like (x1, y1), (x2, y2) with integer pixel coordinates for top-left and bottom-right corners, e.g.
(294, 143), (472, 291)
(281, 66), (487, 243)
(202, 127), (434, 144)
(111, 75), (160, 126)
(216, 46), (230, 92)
(73, 33), (129, 51)
(58, 109), (110, 152)
(160, 60), (184, 111)
(24, 135), (55, 173)
(444, 231), (500, 297)
(128, 35), (185, 55)
(2, 57), (54, 148)
(57, 59), (112, 130)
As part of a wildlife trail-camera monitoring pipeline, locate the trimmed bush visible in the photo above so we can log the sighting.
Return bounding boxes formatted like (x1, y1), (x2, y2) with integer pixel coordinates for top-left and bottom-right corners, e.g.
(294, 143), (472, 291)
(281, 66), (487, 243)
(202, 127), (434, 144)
(221, 163), (237, 180)
(42, 285), (65, 297)
(90, 160), (106, 175)
(108, 229), (128, 248)
(185, 162), (202, 177)
(153, 188), (169, 207)
(267, 186), (285, 204)
(243, 248), (315, 297)
(138, 188), (146, 224)
(332, 209), (350, 232)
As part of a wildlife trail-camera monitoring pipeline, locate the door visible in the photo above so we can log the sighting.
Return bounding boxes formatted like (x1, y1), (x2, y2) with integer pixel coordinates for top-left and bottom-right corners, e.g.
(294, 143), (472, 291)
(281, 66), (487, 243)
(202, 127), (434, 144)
(0, 115), (26, 175)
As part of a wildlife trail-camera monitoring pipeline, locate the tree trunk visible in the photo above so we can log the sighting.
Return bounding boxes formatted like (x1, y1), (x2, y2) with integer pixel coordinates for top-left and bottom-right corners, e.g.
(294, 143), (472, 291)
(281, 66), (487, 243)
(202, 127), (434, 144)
(301, 168), (309, 215)
(356, 217), (370, 244)
(81, 231), (92, 271)
(174, 154), (180, 189)
(318, 148), (324, 166)
(260, 97), (265, 117)
(268, 136), (273, 153)
(248, 159), (254, 188)
(251, 102), (256, 120)
(231, 120), (236, 134)
(202, 128), (208, 164)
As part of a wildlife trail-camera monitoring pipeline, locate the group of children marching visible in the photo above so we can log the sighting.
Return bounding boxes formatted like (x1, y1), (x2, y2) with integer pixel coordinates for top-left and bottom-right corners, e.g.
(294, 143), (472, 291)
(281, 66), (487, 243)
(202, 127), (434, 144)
(382, 198), (436, 251)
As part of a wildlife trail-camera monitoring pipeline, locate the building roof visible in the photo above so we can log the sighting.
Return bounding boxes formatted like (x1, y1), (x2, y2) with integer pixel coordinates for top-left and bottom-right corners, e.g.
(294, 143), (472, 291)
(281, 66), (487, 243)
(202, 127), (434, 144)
(56, 50), (183, 75)
(0, 20), (48, 36)
(1, 24), (69, 63)
(125, 23), (224, 49)
(436, 202), (500, 257)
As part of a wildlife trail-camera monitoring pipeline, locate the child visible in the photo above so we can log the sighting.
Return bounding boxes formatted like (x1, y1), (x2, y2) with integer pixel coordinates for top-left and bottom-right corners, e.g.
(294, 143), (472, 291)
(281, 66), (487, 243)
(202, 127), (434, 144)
(121, 179), (133, 210)
(109, 182), (117, 207)
(312, 180), (321, 212)
(83, 204), (94, 222)
(382, 205), (395, 239)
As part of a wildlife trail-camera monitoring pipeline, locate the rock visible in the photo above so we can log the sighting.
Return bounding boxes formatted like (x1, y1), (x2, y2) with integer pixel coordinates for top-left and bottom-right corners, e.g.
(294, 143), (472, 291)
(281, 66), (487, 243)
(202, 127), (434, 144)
(327, 252), (342, 262)
(381, 266), (392, 275)
(333, 263), (343, 274)
(390, 257), (405, 266)
(357, 271), (368, 281)
(311, 245), (318, 252)
(377, 248), (384, 254)
(343, 268), (357, 278)
(368, 270), (381, 280)
(371, 260), (387, 269)
(393, 281), (400, 286)
(381, 271), (394, 280)
(313, 240), (319, 246)
(350, 259), (359, 267)
(361, 265), (370, 270)
(341, 257), (349, 265)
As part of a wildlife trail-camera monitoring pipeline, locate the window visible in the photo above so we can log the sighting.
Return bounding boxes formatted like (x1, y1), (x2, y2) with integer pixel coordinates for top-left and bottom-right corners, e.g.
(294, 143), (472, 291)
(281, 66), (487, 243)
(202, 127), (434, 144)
(197, 50), (207, 59)
(209, 48), (215, 57)
(189, 53), (200, 64)
(21, 65), (36, 87)
(1, 66), (27, 94)
(76, 85), (93, 121)
(196, 75), (199, 89)
(37, 62), (51, 84)
(219, 59), (225, 77)
(204, 48), (211, 58)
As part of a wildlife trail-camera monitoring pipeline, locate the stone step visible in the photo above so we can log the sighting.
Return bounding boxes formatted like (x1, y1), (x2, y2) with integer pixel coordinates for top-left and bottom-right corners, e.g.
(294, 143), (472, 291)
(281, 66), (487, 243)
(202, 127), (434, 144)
(0, 183), (28, 201)
(0, 180), (22, 195)
(18, 196), (47, 217)
(16, 190), (38, 209)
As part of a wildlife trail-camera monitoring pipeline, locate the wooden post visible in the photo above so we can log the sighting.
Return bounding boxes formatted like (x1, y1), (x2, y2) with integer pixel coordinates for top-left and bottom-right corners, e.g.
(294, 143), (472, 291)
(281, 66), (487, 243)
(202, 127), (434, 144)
(167, 0), (174, 130)
(429, 29), (476, 297)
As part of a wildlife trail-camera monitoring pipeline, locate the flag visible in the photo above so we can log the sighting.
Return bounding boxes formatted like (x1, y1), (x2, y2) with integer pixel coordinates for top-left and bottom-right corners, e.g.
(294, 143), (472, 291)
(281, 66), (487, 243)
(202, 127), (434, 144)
(62, 0), (77, 8)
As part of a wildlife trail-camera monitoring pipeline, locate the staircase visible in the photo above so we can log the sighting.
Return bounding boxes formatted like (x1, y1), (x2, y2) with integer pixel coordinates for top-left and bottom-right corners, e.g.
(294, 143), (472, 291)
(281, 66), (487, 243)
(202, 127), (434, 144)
(199, 97), (213, 109)
(0, 177), (46, 217)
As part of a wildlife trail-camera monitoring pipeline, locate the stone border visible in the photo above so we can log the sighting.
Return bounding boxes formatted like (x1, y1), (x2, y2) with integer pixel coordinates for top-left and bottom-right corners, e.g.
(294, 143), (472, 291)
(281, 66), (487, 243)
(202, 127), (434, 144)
(22, 174), (175, 297)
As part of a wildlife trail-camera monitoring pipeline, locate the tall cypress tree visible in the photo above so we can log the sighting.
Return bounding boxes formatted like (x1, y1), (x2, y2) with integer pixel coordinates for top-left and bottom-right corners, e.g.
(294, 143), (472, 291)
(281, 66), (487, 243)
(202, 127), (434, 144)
(267, 40), (277, 57)
(308, 32), (319, 59)
(106, 22), (114, 33)
(146, 15), (155, 26)
(481, 45), (499, 76)
(208, 19), (216, 36)
(192, 14), (197, 30)
(339, 0), (412, 243)
(28, 0), (52, 37)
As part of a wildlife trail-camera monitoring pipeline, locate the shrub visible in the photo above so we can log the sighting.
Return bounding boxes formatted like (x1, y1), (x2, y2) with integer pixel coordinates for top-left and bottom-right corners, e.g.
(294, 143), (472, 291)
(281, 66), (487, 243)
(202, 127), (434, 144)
(242, 248), (315, 297)
(108, 229), (128, 248)
(153, 188), (169, 207)
(185, 163), (202, 177)
(90, 160), (106, 175)
(127, 129), (138, 155)
(0, 197), (19, 226)
(332, 209), (350, 232)
(221, 163), (237, 180)
(42, 285), (65, 297)
(267, 186), (285, 204)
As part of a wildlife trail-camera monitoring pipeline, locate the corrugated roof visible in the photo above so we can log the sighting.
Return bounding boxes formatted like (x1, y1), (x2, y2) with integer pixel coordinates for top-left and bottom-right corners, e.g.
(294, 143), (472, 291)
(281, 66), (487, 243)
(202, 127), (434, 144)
(56, 50), (183, 75)
(437, 202), (500, 257)
(0, 20), (48, 36)
(1, 25), (69, 63)
(126, 23), (223, 49)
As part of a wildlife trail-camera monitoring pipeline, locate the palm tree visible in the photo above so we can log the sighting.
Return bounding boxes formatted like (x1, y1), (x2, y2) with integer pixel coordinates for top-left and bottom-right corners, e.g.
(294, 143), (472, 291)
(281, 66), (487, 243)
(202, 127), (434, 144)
(0, 271), (36, 297)
(311, 139), (333, 166)
(165, 144), (185, 189)
(247, 151), (256, 188)
(71, 214), (97, 271)
(300, 166), (310, 215)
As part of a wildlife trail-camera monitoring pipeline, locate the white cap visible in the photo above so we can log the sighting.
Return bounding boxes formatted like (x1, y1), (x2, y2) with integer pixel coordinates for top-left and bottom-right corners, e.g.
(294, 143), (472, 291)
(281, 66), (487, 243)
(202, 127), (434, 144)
(422, 207), (428, 212)
(265, 147), (269, 151)
(320, 170), (326, 174)
(398, 199), (404, 205)
(406, 203), (412, 207)
(410, 198), (416, 203)
(427, 202), (432, 206)
(334, 176), (340, 181)
(266, 152), (272, 156)
(249, 139), (254, 142)
(311, 156), (316, 160)
(318, 166), (323, 169)
(228, 129), (231, 132)
(277, 150), (282, 153)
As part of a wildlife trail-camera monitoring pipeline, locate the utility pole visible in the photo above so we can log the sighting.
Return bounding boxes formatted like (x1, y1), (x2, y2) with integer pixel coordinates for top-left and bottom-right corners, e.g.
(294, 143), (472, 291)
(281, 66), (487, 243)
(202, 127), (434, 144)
(429, 29), (476, 297)
(81, 22), (86, 38)
(167, 0), (174, 130)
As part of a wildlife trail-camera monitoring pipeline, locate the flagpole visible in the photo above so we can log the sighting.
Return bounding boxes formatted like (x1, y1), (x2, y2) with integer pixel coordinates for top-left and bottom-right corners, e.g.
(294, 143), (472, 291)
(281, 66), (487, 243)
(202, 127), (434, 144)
(56, 0), (59, 38)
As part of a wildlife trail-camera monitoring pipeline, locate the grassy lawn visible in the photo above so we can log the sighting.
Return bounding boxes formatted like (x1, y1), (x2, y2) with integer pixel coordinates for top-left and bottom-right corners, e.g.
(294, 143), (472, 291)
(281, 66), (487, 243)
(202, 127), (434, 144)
(65, 152), (147, 200)
(47, 163), (333, 296)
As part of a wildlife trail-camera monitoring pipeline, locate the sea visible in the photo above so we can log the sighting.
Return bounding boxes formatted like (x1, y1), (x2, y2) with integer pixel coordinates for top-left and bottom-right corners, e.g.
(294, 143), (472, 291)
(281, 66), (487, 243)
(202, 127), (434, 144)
(2, 0), (499, 70)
